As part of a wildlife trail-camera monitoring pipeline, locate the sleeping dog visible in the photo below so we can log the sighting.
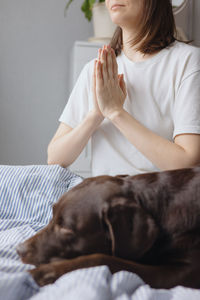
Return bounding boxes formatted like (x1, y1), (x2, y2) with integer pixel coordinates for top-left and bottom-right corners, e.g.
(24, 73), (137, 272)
(17, 167), (200, 288)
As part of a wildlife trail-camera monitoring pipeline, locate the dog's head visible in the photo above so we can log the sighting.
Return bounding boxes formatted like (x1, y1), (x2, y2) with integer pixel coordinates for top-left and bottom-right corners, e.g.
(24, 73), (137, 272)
(17, 175), (158, 266)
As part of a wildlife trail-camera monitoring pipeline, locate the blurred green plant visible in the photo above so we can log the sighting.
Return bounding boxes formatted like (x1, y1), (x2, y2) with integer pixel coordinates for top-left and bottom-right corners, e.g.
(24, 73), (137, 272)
(65, 0), (105, 21)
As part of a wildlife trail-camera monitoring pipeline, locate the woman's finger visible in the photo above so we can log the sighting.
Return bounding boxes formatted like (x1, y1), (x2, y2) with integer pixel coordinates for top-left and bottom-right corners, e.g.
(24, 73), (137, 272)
(118, 74), (122, 88)
(101, 47), (108, 82)
(111, 48), (118, 81)
(96, 60), (103, 88)
(93, 60), (97, 94)
(107, 46), (113, 79)
(100, 45), (106, 61)
(120, 74), (127, 96)
(98, 48), (102, 61)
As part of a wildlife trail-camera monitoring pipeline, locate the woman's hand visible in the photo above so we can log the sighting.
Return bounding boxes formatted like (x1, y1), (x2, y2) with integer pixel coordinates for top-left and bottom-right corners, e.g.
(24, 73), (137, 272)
(92, 50), (104, 121)
(95, 45), (127, 119)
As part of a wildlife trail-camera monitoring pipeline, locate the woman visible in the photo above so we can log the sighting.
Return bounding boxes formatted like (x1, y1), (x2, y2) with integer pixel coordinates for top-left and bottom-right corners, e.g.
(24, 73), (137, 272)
(48, 0), (200, 176)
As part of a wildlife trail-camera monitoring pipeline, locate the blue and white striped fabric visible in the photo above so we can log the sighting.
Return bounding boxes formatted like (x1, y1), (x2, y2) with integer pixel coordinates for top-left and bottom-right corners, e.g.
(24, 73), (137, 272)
(1, 165), (200, 300)
(0, 164), (83, 299)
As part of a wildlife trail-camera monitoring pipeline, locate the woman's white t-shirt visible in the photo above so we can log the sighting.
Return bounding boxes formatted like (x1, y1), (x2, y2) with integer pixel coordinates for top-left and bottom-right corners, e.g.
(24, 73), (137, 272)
(59, 41), (200, 176)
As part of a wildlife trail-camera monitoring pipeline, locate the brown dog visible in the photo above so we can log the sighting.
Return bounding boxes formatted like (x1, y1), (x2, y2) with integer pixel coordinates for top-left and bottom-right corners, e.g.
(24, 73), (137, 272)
(17, 167), (200, 288)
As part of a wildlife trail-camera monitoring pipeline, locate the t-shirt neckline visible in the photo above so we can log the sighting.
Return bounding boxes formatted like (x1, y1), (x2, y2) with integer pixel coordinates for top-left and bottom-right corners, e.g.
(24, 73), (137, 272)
(120, 42), (176, 68)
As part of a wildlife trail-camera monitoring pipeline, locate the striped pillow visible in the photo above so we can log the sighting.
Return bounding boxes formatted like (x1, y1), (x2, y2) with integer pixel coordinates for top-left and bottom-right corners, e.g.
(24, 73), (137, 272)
(0, 164), (83, 274)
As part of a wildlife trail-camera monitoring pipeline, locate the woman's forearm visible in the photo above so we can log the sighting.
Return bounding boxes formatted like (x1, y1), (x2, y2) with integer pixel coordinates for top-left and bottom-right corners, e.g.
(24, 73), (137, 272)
(108, 109), (196, 171)
(47, 110), (103, 167)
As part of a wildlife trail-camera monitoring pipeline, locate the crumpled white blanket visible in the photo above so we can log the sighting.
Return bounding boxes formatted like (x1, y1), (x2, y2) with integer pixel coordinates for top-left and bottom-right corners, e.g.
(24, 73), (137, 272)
(30, 266), (200, 300)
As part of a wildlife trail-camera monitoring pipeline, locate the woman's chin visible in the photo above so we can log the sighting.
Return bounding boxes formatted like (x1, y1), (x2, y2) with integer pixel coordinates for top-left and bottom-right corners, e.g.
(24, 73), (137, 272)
(109, 16), (124, 27)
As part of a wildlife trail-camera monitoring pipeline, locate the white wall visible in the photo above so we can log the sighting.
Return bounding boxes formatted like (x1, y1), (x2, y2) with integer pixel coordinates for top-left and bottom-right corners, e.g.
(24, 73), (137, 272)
(0, 0), (199, 165)
(193, 0), (200, 46)
(0, 0), (93, 165)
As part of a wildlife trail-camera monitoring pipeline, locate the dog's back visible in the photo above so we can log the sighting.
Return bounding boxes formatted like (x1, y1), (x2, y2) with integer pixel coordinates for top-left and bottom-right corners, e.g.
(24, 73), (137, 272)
(125, 167), (200, 265)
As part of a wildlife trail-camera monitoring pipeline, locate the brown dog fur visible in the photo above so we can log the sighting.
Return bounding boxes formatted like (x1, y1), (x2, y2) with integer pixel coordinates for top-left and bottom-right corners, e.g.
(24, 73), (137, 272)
(17, 167), (200, 288)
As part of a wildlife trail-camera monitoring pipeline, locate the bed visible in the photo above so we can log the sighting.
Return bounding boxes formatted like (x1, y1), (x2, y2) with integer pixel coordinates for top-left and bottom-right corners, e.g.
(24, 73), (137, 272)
(0, 164), (200, 300)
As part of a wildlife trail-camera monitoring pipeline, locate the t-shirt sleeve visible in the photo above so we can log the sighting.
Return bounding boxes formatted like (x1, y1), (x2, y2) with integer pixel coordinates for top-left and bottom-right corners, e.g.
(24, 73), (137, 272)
(59, 61), (92, 128)
(173, 69), (200, 139)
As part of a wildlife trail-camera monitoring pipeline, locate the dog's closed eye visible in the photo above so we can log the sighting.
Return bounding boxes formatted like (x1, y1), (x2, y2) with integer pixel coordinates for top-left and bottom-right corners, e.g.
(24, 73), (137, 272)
(54, 224), (75, 239)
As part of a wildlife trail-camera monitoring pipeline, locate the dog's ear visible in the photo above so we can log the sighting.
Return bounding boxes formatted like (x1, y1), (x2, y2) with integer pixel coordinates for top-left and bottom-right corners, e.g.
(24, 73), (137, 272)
(102, 197), (158, 260)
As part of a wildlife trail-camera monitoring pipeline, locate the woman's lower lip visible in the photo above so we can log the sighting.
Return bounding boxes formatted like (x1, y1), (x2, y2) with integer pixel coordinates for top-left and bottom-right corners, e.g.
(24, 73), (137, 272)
(111, 5), (125, 10)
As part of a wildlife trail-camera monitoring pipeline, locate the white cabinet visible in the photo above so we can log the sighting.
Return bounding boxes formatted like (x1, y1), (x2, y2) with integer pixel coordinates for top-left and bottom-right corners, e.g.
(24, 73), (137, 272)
(69, 41), (103, 178)
(71, 41), (102, 85)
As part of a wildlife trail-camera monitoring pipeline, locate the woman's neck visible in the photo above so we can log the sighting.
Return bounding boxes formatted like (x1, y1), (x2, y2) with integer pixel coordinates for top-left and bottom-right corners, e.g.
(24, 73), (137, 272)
(122, 29), (157, 62)
(122, 47), (147, 62)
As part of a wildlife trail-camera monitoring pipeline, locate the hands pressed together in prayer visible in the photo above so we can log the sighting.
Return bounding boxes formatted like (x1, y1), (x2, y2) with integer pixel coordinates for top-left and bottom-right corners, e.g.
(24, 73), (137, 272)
(92, 45), (127, 120)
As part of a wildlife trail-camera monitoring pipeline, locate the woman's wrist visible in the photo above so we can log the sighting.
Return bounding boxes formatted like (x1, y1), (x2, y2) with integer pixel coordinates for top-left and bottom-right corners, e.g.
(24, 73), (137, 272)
(88, 109), (104, 126)
(107, 108), (126, 122)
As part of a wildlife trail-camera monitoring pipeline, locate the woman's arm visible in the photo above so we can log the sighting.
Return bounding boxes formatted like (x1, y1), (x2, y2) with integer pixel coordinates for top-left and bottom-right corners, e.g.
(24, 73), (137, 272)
(48, 51), (105, 167)
(47, 110), (103, 167)
(96, 45), (200, 170)
(108, 109), (200, 170)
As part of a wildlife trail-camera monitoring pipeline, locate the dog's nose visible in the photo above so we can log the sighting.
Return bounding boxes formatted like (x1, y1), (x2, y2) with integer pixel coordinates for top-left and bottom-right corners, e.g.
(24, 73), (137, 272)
(16, 243), (28, 257)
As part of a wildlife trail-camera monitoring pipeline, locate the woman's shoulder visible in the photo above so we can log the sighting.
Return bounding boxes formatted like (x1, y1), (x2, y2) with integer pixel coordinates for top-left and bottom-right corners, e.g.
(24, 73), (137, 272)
(160, 41), (200, 77)
(80, 58), (95, 75)
(169, 41), (200, 64)
(75, 58), (95, 86)
(86, 58), (97, 71)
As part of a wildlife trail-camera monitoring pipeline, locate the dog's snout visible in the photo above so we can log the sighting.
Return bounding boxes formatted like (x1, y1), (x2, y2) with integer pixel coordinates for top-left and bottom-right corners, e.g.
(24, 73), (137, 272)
(16, 243), (28, 257)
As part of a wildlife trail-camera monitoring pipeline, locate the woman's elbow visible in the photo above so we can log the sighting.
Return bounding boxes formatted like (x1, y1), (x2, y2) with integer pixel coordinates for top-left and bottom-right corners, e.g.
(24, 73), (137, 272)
(47, 145), (61, 166)
(47, 146), (71, 168)
(175, 154), (200, 170)
(47, 144), (54, 165)
(47, 154), (59, 166)
(47, 156), (68, 168)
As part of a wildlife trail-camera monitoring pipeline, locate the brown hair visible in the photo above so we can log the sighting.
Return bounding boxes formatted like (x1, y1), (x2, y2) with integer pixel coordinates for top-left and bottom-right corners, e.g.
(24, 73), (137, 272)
(110, 0), (177, 56)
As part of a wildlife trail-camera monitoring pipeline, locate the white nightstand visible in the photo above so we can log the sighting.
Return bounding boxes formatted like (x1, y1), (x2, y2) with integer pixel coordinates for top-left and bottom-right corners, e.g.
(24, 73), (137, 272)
(69, 41), (103, 178)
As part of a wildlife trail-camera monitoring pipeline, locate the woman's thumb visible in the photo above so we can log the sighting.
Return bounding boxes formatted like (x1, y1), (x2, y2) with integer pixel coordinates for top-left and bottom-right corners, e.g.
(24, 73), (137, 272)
(118, 74), (126, 96)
